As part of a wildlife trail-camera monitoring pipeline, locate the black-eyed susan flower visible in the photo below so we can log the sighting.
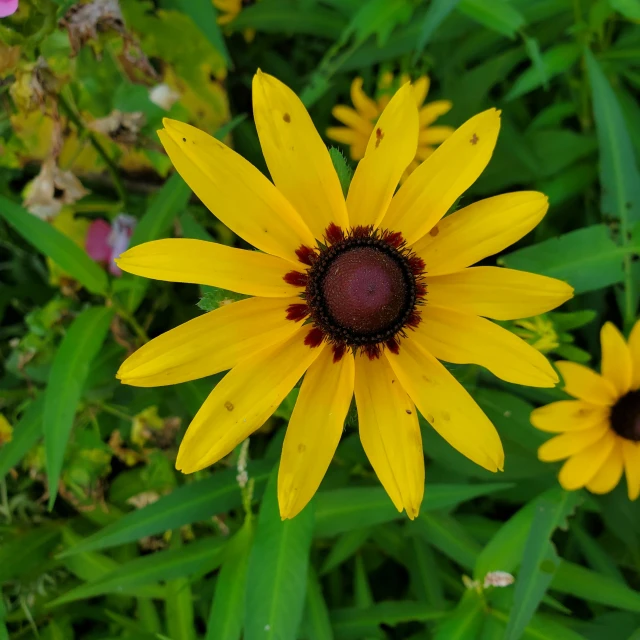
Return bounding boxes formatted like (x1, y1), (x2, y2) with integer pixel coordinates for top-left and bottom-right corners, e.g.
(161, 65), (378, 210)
(327, 74), (454, 178)
(531, 321), (640, 499)
(116, 71), (573, 520)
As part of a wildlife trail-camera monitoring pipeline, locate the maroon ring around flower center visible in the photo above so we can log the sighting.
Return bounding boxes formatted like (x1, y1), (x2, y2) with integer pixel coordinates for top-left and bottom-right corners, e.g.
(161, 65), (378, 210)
(284, 224), (427, 360)
(610, 389), (640, 442)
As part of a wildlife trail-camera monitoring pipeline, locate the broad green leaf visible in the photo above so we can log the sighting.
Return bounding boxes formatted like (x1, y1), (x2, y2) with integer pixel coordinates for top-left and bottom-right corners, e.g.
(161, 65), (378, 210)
(232, 0), (345, 38)
(572, 525), (625, 582)
(0, 396), (43, 480)
(166, 538), (197, 640)
(302, 567), (334, 640)
(119, 172), (191, 312)
(320, 527), (371, 575)
(504, 490), (582, 640)
(457, 0), (525, 37)
(586, 48), (640, 325)
(434, 592), (484, 640)
(609, 0), (640, 20)
(0, 526), (60, 583)
(175, 0), (231, 67)
(0, 195), (108, 294)
(488, 609), (588, 640)
(315, 483), (512, 537)
(50, 536), (226, 605)
(409, 538), (446, 608)
(44, 306), (114, 509)
(206, 520), (254, 640)
(506, 44), (581, 100)
(244, 468), (315, 640)
(331, 601), (446, 639)
(500, 224), (639, 294)
(59, 461), (271, 556)
(551, 560), (640, 612)
(413, 512), (481, 571)
(413, 0), (460, 63)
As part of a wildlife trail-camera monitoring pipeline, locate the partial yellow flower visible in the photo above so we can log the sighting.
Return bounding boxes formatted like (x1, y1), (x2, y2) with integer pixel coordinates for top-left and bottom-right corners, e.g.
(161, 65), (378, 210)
(327, 74), (454, 179)
(531, 321), (640, 500)
(116, 70), (573, 520)
(213, 0), (256, 41)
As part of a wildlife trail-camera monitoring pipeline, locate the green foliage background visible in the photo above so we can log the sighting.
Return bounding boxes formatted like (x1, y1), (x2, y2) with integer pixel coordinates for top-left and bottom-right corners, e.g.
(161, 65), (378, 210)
(2, 0), (640, 638)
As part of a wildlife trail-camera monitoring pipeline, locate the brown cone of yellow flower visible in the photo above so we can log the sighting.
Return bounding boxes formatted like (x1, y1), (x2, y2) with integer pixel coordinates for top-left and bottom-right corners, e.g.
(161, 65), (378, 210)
(116, 70), (573, 521)
(531, 321), (640, 499)
(327, 75), (454, 179)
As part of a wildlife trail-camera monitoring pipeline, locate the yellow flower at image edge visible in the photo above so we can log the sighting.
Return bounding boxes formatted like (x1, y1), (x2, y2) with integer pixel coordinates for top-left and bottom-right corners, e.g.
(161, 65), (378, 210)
(532, 322), (640, 499)
(327, 76), (454, 177)
(116, 71), (573, 520)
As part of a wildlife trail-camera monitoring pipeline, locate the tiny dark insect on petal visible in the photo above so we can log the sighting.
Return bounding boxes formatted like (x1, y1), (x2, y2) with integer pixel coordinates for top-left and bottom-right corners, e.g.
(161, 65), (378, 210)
(283, 113), (291, 123)
(470, 133), (479, 145)
(375, 127), (384, 148)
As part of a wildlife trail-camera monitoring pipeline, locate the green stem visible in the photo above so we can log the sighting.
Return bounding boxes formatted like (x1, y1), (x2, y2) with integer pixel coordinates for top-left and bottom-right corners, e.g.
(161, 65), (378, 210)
(109, 299), (150, 343)
(57, 91), (128, 207)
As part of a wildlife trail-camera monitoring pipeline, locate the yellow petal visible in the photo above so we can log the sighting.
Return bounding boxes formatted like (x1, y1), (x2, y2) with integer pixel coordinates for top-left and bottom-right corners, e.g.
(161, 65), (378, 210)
(332, 105), (373, 136)
(386, 339), (504, 472)
(425, 267), (574, 320)
(279, 349), (354, 519)
(558, 432), (615, 490)
(600, 322), (632, 396)
(346, 83), (419, 228)
(538, 422), (610, 462)
(176, 330), (324, 473)
(419, 126), (455, 145)
(117, 296), (299, 387)
(116, 239), (298, 297)
(326, 126), (364, 146)
(252, 71), (349, 239)
(629, 319), (640, 390)
(530, 400), (611, 433)
(383, 109), (501, 245)
(350, 77), (379, 120)
(354, 354), (424, 518)
(414, 305), (558, 387)
(586, 439), (624, 494)
(622, 439), (640, 500)
(158, 121), (315, 261)
(412, 192), (549, 276)
(555, 361), (618, 407)
(412, 76), (430, 107)
(419, 100), (452, 127)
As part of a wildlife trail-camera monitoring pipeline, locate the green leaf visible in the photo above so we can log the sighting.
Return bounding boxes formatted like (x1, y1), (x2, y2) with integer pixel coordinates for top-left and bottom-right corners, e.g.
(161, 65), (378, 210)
(165, 538), (197, 640)
(571, 525), (625, 582)
(315, 483), (513, 537)
(328, 147), (354, 197)
(457, 0), (525, 37)
(609, 0), (640, 20)
(488, 609), (588, 640)
(0, 396), (43, 481)
(0, 526), (61, 583)
(0, 195), (108, 294)
(551, 560), (640, 612)
(433, 592), (484, 640)
(44, 306), (114, 509)
(500, 224), (639, 294)
(413, 0), (460, 63)
(119, 172), (191, 312)
(302, 567), (334, 640)
(175, 0), (231, 67)
(59, 461), (271, 556)
(504, 490), (582, 640)
(320, 527), (370, 575)
(206, 520), (254, 640)
(197, 289), (248, 311)
(506, 44), (581, 100)
(331, 601), (446, 639)
(232, 0), (345, 38)
(244, 468), (315, 640)
(586, 48), (640, 324)
(412, 512), (480, 571)
(50, 536), (225, 605)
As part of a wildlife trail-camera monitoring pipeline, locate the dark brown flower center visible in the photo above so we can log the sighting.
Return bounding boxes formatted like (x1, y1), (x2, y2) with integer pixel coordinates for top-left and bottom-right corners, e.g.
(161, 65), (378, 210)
(610, 390), (640, 441)
(284, 224), (426, 360)
(322, 247), (406, 335)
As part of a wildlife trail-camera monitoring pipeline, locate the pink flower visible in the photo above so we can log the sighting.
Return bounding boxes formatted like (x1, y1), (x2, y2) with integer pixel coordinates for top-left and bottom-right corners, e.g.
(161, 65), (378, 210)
(0, 0), (18, 18)
(86, 214), (137, 277)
